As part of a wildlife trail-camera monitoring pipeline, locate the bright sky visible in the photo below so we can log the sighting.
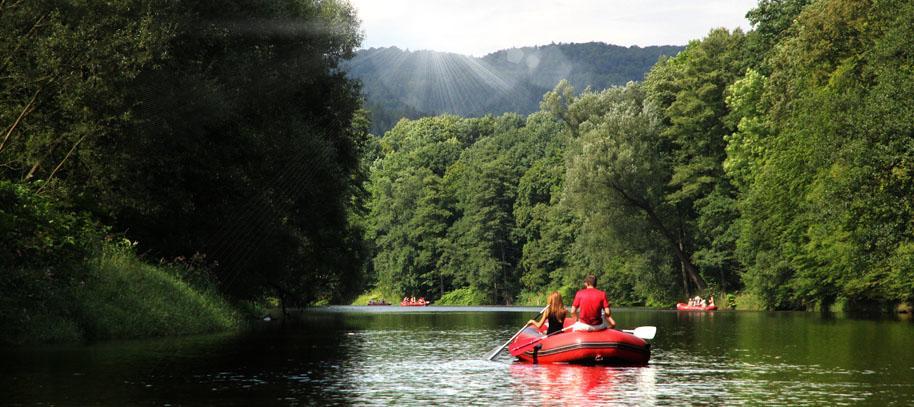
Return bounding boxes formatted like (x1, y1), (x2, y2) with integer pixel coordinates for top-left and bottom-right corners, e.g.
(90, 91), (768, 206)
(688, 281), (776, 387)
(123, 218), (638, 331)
(348, 0), (759, 56)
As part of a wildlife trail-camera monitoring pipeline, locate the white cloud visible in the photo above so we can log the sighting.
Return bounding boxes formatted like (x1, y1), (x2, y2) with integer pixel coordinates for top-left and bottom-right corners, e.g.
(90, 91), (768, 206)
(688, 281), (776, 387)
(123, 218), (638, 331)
(348, 0), (758, 56)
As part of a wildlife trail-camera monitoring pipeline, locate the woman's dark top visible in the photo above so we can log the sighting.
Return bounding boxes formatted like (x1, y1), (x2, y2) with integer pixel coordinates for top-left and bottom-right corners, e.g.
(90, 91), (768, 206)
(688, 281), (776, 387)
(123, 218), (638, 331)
(546, 311), (566, 335)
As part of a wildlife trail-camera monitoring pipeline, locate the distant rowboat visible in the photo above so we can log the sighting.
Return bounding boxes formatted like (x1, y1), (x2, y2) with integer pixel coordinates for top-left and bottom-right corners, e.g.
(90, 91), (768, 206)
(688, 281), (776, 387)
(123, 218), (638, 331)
(400, 299), (429, 306)
(676, 303), (717, 311)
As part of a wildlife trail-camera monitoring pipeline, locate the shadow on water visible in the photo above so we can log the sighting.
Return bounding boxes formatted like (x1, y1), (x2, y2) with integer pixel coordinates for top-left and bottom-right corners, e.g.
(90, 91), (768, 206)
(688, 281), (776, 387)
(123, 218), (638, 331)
(0, 319), (358, 406)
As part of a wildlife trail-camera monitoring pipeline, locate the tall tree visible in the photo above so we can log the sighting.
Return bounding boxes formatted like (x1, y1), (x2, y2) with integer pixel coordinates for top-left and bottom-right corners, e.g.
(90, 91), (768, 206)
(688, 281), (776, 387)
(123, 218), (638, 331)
(564, 84), (683, 302)
(642, 28), (751, 295)
(0, 0), (170, 185)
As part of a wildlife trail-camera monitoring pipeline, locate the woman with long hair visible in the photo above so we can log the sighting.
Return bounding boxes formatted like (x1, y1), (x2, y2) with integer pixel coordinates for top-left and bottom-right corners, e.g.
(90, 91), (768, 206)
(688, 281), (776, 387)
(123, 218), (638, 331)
(527, 291), (568, 335)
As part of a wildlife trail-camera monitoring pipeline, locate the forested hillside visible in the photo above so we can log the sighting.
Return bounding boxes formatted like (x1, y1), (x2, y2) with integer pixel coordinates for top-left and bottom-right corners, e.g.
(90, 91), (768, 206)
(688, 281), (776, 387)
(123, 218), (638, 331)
(363, 0), (914, 311)
(345, 43), (683, 134)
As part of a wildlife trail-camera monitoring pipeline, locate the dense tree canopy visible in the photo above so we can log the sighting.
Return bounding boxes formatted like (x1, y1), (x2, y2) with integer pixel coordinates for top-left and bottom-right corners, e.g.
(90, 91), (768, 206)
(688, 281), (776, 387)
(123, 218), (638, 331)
(736, 0), (914, 309)
(4, 0), (911, 313)
(363, 0), (914, 310)
(2, 0), (370, 306)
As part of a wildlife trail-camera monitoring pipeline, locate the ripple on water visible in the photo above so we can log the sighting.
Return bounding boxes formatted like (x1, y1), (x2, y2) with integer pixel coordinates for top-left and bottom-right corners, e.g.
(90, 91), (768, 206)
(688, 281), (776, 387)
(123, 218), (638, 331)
(5, 308), (913, 405)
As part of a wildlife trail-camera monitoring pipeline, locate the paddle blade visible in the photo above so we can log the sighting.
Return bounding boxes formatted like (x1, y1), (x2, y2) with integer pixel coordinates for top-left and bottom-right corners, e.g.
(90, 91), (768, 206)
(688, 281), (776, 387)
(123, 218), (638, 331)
(484, 345), (505, 361)
(624, 326), (657, 340)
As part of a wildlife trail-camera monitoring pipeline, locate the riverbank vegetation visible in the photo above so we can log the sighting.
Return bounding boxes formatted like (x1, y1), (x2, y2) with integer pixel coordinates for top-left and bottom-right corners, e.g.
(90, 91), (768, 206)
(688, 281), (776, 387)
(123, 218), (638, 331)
(362, 0), (914, 311)
(1, 0), (369, 343)
(4, 0), (912, 341)
(1, 183), (238, 343)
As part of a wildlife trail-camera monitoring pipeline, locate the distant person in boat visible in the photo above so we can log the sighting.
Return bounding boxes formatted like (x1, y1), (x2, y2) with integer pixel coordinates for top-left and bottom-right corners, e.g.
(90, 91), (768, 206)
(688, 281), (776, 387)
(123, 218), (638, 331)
(709, 296), (715, 307)
(570, 275), (616, 331)
(410, 296), (416, 303)
(527, 291), (568, 335)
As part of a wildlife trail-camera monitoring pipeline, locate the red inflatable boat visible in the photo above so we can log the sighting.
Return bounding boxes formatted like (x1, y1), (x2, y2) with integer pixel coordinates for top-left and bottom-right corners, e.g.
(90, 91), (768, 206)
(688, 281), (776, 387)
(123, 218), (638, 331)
(400, 299), (429, 306)
(675, 303), (717, 311)
(508, 318), (650, 365)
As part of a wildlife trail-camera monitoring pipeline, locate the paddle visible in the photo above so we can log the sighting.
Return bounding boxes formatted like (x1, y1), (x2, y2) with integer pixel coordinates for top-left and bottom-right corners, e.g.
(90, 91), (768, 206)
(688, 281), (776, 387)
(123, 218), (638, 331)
(484, 306), (547, 360)
(622, 326), (657, 341)
(508, 325), (573, 353)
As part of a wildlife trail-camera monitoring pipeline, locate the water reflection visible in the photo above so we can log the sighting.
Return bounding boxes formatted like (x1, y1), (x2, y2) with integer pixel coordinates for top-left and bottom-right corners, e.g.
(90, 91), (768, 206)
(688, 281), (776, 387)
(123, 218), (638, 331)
(508, 364), (659, 405)
(1, 307), (912, 405)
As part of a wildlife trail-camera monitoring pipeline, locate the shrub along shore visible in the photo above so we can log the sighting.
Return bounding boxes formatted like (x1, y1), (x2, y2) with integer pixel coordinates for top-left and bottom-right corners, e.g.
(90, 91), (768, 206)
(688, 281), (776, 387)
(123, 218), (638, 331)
(2, 246), (241, 345)
(352, 286), (911, 313)
(1, 182), (240, 345)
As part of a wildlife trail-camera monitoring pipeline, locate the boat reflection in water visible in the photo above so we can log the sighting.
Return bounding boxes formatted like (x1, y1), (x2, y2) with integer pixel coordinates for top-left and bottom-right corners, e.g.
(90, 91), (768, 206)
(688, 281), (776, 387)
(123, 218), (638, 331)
(509, 362), (657, 405)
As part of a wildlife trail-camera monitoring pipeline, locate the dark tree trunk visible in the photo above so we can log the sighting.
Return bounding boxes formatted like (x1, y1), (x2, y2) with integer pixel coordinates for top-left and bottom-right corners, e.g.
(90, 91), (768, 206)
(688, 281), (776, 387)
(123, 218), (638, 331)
(674, 234), (704, 293)
(680, 258), (690, 298)
(607, 181), (707, 298)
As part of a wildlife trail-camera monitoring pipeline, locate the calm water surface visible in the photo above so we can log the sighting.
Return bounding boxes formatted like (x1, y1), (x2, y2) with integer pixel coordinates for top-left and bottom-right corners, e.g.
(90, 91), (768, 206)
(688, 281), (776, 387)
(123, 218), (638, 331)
(2, 306), (913, 405)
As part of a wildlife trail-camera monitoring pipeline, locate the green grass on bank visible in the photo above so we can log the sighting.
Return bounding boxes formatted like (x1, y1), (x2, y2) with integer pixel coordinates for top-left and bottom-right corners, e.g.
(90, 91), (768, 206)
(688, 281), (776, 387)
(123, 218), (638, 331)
(1, 247), (240, 345)
(515, 286), (579, 307)
(350, 286), (906, 313)
(451, 287), (768, 310)
(435, 287), (487, 305)
(729, 291), (765, 311)
(76, 249), (240, 340)
(351, 288), (399, 305)
(514, 291), (547, 306)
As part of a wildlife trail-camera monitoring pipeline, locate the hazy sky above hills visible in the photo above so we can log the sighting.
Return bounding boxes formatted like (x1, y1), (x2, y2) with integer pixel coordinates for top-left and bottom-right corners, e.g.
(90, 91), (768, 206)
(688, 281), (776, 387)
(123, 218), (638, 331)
(349, 0), (758, 56)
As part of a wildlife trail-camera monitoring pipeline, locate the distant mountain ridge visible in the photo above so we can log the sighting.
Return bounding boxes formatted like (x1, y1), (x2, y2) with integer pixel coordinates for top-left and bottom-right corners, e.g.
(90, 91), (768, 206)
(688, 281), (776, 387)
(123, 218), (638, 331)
(344, 42), (684, 133)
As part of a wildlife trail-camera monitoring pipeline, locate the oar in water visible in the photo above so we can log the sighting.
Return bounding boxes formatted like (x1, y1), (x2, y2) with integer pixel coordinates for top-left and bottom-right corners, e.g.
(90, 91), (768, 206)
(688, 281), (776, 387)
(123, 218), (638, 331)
(508, 325), (573, 353)
(484, 306), (547, 360)
(622, 326), (657, 340)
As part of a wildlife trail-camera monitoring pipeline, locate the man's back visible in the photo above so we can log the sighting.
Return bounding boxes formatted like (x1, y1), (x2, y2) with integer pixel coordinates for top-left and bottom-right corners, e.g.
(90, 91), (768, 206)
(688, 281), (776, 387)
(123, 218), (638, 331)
(572, 287), (608, 326)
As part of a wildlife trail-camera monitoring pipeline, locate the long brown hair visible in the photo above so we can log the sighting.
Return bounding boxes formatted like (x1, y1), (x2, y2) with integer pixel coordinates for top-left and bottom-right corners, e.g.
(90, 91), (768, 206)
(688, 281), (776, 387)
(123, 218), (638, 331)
(547, 291), (566, 319)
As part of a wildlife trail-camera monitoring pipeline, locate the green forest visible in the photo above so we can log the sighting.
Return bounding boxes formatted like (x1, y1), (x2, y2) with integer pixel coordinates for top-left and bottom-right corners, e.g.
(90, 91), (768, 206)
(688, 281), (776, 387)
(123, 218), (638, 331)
(363, 0), (914, 311)
(0, 0), (367, 343)
(2, 0), (913, 344)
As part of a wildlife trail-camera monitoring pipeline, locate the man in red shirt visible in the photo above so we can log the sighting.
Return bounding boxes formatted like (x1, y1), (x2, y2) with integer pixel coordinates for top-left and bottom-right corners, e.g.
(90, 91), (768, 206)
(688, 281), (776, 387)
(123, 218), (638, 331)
(570, 275), (616, 331)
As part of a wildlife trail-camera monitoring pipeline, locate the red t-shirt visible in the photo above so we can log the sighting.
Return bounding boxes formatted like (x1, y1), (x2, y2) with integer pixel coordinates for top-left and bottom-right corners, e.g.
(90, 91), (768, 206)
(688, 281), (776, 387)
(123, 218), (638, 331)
(572, 288), (609, 326)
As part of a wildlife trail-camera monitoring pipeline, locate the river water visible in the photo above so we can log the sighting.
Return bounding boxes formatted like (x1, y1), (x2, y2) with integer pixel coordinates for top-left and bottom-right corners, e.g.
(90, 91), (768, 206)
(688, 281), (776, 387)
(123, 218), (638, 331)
(2, 306), (912, 405)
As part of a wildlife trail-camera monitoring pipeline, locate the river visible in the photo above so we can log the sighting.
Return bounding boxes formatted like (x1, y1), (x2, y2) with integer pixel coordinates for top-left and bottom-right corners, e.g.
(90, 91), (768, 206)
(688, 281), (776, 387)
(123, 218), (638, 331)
(2, 306), (912, 405)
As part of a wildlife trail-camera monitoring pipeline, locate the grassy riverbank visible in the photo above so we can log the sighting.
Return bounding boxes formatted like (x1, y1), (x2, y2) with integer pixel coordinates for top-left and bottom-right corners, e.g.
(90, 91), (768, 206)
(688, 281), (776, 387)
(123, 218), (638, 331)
(77, 248), (240, 340)
(2, 247), (240, 345)
(348, 286), (910, 314)
(349, 285), (771, 311)
(351, 289), (403, 306)
(1, 181), (242, 345)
